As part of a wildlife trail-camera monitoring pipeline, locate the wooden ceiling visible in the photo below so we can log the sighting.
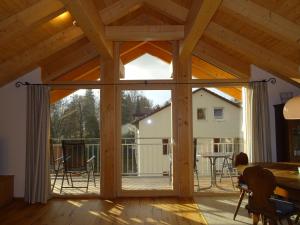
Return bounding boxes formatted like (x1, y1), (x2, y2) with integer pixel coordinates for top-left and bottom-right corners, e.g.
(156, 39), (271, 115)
(0, 0), (299, 97)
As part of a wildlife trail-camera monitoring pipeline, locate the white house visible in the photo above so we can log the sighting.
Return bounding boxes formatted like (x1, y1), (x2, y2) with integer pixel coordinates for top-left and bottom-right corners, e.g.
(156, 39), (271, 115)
(135, 88), (243, 176)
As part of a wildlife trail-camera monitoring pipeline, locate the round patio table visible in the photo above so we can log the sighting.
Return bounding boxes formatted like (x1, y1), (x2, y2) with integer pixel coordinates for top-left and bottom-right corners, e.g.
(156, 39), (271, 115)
(198, 152), (232, 190)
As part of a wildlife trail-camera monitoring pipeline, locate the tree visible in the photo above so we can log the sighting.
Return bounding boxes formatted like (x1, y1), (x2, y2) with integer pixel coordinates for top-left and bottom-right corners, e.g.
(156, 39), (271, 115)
(59, 94), (84, 138)
(50, 99), (66, 139)
(121, 91), (153, 125)
(82, 90), (100, 138)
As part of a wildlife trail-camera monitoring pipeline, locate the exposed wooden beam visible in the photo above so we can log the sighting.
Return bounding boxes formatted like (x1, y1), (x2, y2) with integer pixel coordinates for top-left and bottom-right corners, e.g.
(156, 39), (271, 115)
(193, 41), (250, 79)
(120, 41), (146, 55)
(180, 0), (222, 59)
(46, 41), (145, 82)
(53, 58), (100, 82)
(204, 22), (300, 80)
(50, 66), (100, 103)
(100, 0), (143, 25)
(120, 46), (146, 64)
(0, 26), (84, 86)
(192, 57), (236, 79)
(105, 25), (184, 41)
(220, 0), (300, 49)
(61, 0), (113, 59)
(149, 41), (249, 80)
(0, 0), (65, 47)
(140, 43), (172, 63)
(42, 39), (99, 82)
(144, 0), (188, 23)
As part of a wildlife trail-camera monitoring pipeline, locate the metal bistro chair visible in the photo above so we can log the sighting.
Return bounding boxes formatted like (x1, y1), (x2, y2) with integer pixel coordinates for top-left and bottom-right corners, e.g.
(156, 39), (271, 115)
(219, 151), (236, 188)
(59, 140), (96, 193)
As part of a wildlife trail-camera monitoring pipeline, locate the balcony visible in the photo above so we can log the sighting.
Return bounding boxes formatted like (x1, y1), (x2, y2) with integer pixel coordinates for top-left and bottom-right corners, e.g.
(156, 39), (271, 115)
(50, 137), (242, 195)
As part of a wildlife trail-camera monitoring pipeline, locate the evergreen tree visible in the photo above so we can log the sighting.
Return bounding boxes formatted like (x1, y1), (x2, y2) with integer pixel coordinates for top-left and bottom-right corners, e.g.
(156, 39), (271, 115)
(82, 90), (100, 138)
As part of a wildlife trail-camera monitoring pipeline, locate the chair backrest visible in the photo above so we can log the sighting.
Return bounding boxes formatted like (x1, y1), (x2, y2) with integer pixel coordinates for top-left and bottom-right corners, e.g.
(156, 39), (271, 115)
(234, 152), (248, 167)
(62, 140), (87, 172)
(243, 165), (277, 217)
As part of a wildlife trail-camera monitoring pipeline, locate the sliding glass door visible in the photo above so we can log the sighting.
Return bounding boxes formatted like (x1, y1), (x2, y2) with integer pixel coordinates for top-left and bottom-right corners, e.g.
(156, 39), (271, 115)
(49, 89), (101, 196)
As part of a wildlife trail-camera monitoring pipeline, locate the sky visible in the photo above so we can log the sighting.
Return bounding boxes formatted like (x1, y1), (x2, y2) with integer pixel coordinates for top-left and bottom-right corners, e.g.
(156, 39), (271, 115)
(69, 53), (236, 106)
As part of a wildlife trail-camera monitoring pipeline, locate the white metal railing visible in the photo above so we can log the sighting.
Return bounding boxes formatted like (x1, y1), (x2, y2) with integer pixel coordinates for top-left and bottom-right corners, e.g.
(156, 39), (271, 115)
(194, 137), (243, 176)
(121, 137), (172, 177)
(50, 137), (243, 177)
(50, 138), (173, 177)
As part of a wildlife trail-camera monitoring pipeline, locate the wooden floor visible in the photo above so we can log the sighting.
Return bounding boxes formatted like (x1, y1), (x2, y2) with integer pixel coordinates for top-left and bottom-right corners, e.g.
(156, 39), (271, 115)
(0, 198), (207, 225)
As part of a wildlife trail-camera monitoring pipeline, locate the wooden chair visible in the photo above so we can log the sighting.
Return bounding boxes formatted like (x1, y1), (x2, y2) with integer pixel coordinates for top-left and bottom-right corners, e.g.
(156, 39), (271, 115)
(243, 165), (300, 225)
(233, 152), (250, 220)
(58, 140), (96, 193)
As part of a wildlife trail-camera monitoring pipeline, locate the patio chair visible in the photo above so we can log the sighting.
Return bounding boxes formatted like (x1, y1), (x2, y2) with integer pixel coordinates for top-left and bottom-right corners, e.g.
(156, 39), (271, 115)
(219, 151), (237, 188)
(50, 139), (67, 191)
(59, 140), (96, 193)
(243, 165), (300, 225)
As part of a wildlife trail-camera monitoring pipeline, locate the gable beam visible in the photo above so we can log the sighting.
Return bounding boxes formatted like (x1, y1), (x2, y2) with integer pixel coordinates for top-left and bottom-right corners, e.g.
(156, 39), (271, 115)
(105, 25), (184, 41)
(193, 41), (250, 79)
(61, 0), (113, 59)
(42, 40), (99, 82)
(149, 41), (250, 79)
(0, 26), (84, 86)
(0, 0), (65, 47)
(100, 0), (143, 25)
(204, 22), (300, 81)
(180, 0), (222, 59)
(220, 0), (300, 49)
(44, 41), (146, 82)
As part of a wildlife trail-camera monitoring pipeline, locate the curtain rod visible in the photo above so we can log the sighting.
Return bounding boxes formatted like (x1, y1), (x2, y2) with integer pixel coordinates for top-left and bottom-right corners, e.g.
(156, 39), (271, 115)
(15, 78), (276, 87)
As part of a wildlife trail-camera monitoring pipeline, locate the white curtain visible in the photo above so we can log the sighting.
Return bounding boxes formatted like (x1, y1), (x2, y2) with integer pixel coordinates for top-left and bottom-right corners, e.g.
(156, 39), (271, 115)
(244, 82), (272, 162)
(24, 85), (50, 204)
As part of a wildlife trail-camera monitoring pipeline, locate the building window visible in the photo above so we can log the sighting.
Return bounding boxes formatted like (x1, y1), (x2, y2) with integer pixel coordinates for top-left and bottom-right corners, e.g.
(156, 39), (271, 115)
(213, 107), (224, 120)
(213, 138), (220, 152)
(197, 108), (206, 120)
(162, 139), (169, 155)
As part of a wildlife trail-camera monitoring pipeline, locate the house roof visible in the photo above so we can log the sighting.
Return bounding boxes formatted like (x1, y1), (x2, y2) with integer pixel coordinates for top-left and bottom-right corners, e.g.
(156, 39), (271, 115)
(134, 88), (241, 124)
(0, 0), (300, 91)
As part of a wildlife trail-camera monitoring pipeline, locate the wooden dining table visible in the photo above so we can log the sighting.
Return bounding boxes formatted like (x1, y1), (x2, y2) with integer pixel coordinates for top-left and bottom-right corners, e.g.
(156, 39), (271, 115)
(237, 162), (300, 201)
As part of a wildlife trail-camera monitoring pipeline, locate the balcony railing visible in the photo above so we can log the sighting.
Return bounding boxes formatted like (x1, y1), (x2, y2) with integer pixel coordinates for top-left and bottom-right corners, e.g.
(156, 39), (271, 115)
(50, 137), (243, 177)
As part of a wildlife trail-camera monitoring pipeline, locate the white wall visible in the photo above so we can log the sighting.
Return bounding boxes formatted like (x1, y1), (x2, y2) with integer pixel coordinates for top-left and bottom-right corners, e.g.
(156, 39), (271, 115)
(250, 65), (300, 162)
(0, 68), (41, 197)
(137, 107), (172, 175)
(192, 90), (242, 138)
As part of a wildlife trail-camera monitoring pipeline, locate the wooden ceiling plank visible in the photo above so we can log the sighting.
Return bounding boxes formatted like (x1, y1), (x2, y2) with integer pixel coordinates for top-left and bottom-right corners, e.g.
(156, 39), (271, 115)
(194, 41), (250, 79)
(220, 0), (300, 49)
(54, 58), (100, 82)
(0, 0), (65, 47)
(204, 22), (300, 80)
(100, 0), (143, 25)
(61, 0), (113, 59)
(143, 0), (189, 23)
(43, 42), (99, 82)
(105, 25), (184, 41)
(0, 26), (84, 86)
(180, 0), (222, 59)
